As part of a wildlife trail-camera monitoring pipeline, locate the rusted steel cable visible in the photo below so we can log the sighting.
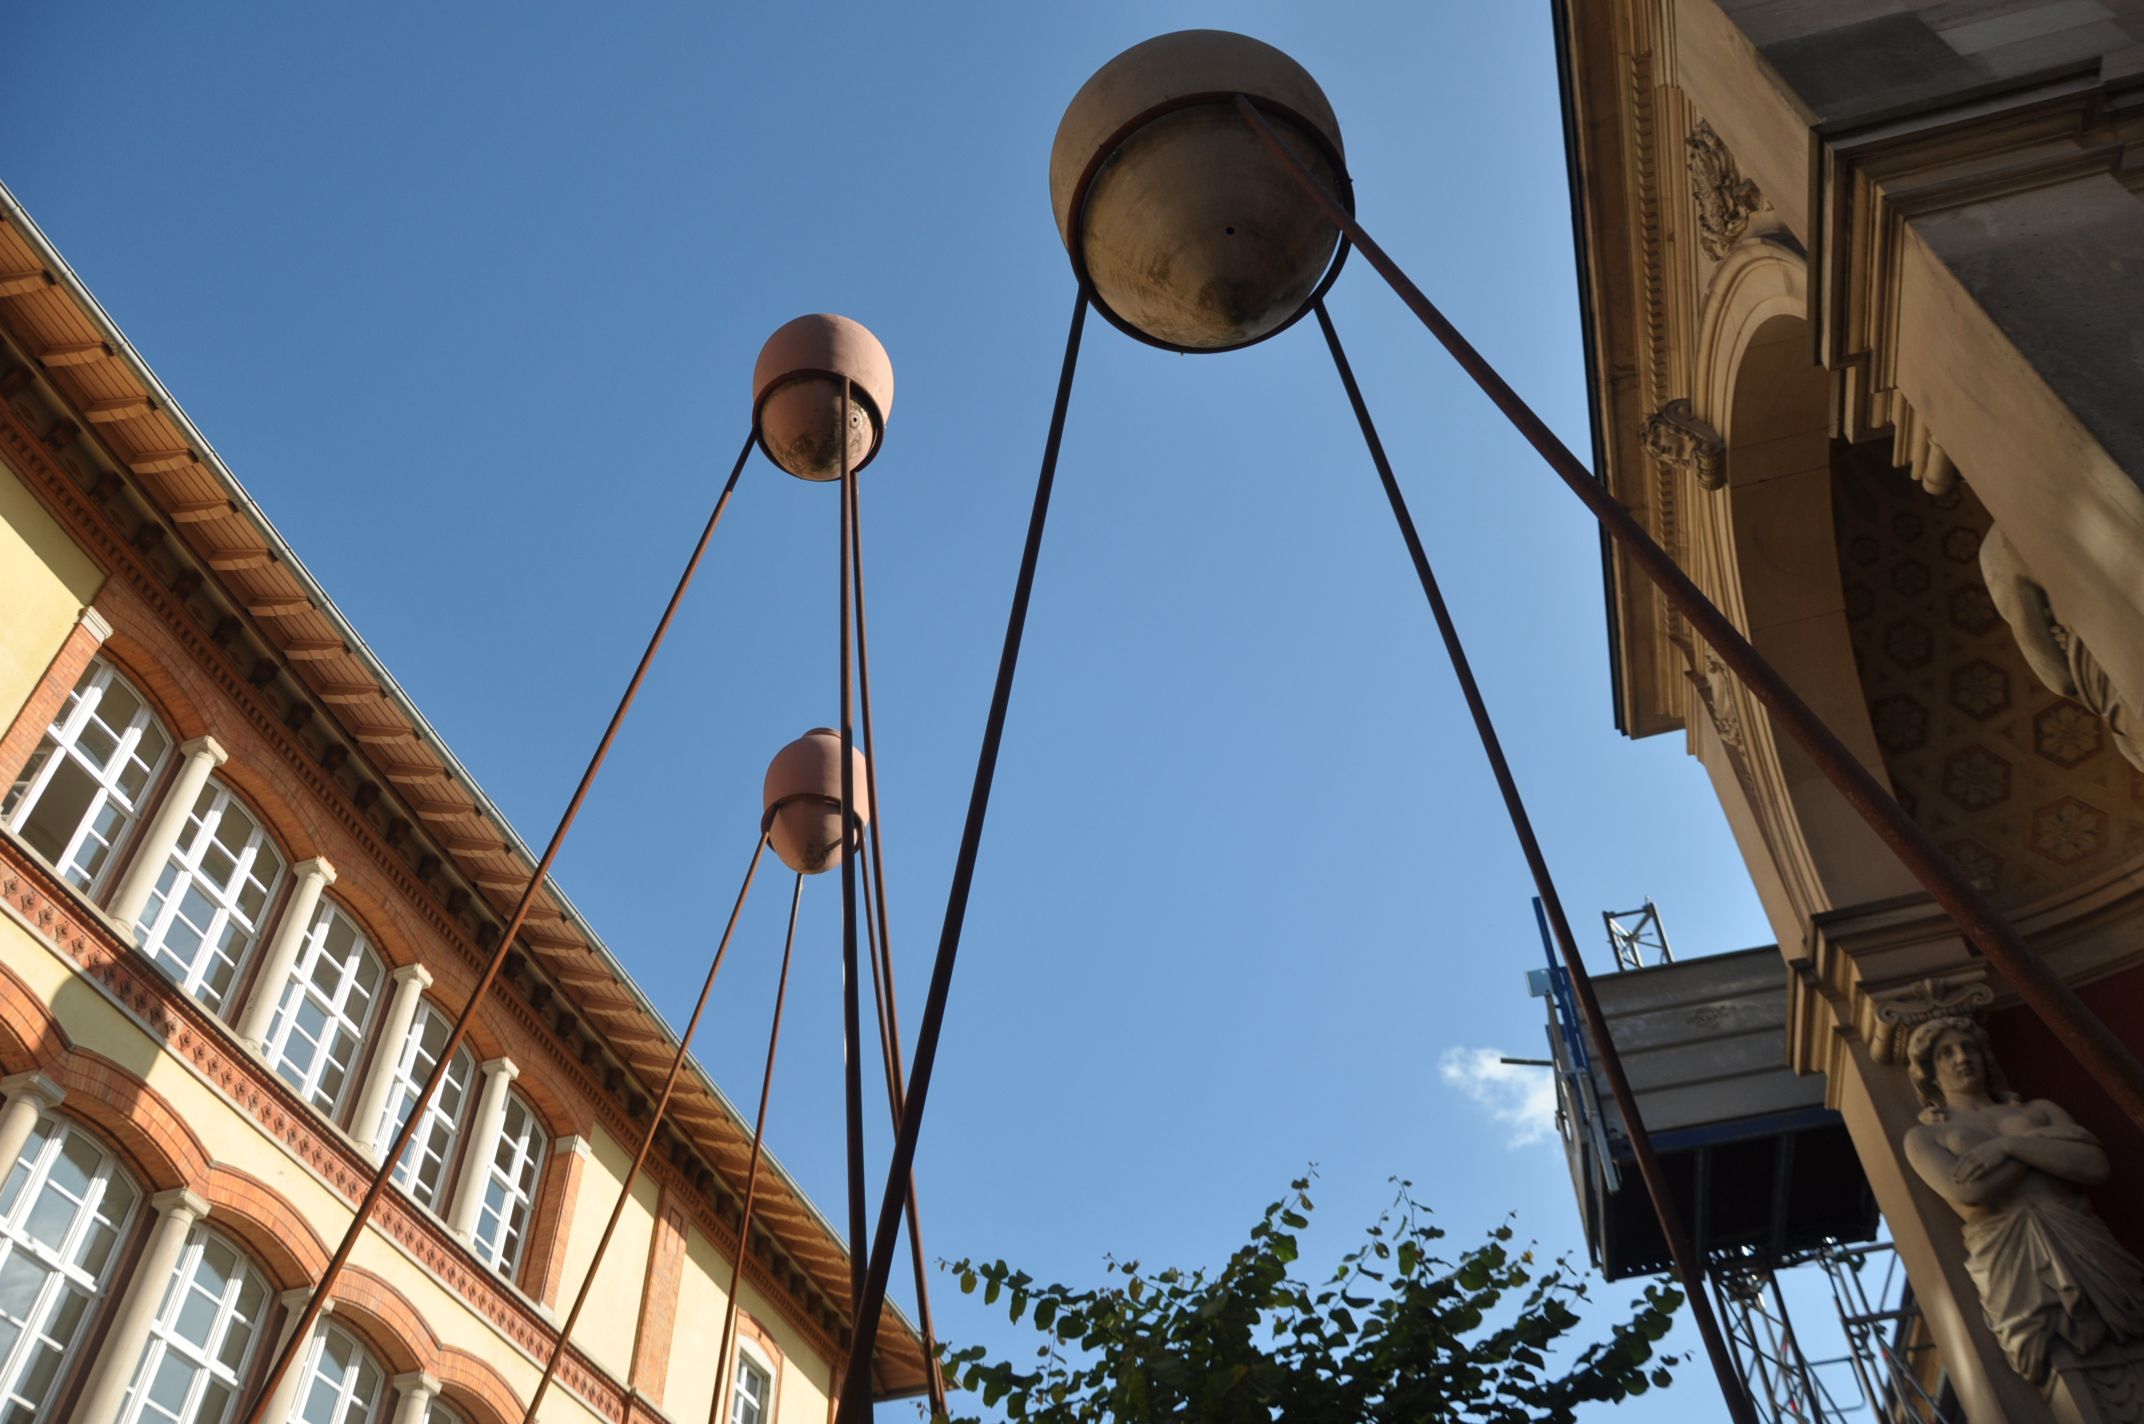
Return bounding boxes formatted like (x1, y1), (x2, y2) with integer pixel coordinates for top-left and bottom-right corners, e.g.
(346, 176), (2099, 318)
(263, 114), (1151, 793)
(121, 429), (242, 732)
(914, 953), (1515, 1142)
(838, 379), (872, 1311)
(709, 872), (806, 1424)
(521, 831), (770, 1421)
(241, 430), (759, 1424)
(1316, 301), (1757, 1424)
(848, 468), (950, 1414)
(1233, 94), (2144, 1130)
(834, 291), (1090, 1421)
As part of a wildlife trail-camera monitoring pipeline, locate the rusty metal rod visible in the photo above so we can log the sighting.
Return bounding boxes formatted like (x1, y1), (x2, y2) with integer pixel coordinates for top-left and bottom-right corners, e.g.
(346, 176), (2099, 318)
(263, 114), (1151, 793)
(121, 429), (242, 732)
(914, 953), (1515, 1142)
(241, 429), (760, 1424)
(1316, 300), (1757, 1423)
(834, 291), (1090, 1421)
(838, 379), (871, 1310)
(521, 830), (769, 1421)
(848, 467), (950, 1415)
(1235, 93), (2144, 1129)
(709, 871), (806, 1424)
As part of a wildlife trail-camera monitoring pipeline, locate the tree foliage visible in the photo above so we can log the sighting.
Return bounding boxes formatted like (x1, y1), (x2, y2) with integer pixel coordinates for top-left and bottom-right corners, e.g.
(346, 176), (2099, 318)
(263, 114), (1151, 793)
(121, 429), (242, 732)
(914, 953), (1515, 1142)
(937, 1176), (1682, 1423)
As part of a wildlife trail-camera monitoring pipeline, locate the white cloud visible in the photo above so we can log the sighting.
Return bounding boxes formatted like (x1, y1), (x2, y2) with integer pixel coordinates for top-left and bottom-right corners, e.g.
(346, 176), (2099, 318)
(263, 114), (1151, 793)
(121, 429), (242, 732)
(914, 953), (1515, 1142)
(1439, 1047), (1558, 1148)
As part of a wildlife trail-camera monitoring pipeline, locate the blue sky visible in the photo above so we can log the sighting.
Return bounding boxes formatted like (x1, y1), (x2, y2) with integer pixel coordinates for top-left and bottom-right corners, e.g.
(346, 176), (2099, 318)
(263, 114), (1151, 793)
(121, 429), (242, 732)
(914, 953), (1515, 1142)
(6, 4), (1782, 1418)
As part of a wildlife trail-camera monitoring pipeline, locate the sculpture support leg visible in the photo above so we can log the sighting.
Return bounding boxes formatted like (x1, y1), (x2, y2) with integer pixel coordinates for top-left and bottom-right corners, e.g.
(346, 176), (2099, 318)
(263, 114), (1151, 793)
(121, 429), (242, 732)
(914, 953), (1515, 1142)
(839, 380), (871, 1311)
(834, 291), (1089, 1422)
(709, 873), (807, 1424)
(848, 470), (949, 1416)
(1314, 300), (1758, 1424)
(240, 429), (760, 1424)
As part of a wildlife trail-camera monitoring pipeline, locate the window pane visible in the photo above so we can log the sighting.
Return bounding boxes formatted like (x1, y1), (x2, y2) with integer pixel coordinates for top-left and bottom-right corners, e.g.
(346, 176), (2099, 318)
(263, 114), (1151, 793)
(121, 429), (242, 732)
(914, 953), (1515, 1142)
(0, 1120), (134, 1420)
(136, 781), (283, 1015)
(264, 903), (383, 1116)
(124, 1226), (266, 1424)
(18, 759), (97, 868)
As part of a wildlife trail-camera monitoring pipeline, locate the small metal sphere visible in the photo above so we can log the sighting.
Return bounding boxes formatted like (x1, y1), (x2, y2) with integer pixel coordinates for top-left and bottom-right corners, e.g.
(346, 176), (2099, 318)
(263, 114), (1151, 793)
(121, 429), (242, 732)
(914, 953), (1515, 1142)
(762, 728), (871, 874)
(1050, 30), (1348, 353)
(752, 315), (895, 481)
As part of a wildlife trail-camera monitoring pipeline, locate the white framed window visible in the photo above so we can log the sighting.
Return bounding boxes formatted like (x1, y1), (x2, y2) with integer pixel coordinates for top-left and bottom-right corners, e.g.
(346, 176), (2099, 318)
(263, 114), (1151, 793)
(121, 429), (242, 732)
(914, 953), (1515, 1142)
(136, 781), (286, 1014)
(261, 901), (384, 1116)
(470, 1094), (545, 1275)
(372, 999), (474, 1210)
(289, 1322), (384, 1424)
(2, 661), (171, 894)
(0, 1115), (140, 1420)
(425, 1402), (464, 1424)
(730, 1346), (773, 1424)
(119, 1225), (268, 1424)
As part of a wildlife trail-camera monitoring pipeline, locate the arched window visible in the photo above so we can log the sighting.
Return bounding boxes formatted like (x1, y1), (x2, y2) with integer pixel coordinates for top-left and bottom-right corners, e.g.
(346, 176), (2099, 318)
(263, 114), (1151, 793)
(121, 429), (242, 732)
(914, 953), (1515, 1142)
(426, 1402), (465, 1424)
(119, 1225), (268, 1424)
(371, 999), (474, 1211)
(0, 1115), (140, 1419)
(2, 660), (171, 894)
(289, 1322), (385, 1424)
(261, 900), (384, 1116)
(470, 1094), (545, 1276)
(135, 780), (286, 1014)
(730, 1347), (773, 1424)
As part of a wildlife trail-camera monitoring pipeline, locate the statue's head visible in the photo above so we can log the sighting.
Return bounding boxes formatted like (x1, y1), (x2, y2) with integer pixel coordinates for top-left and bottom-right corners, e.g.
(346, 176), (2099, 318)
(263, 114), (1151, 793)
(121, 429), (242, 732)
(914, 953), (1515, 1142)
(1906, 1015), (2015, 1122)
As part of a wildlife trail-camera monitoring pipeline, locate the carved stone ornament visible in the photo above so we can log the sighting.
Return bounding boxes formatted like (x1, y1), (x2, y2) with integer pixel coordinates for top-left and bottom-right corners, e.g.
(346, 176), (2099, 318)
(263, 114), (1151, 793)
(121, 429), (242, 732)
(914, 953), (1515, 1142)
(1871, 973), (1995, 1063)
(1686, 120), (1761, 260)
(1640, 398), (1726, 490)
(1981, 525), (2144, 774)
(1900, 1016), (2144, 1416)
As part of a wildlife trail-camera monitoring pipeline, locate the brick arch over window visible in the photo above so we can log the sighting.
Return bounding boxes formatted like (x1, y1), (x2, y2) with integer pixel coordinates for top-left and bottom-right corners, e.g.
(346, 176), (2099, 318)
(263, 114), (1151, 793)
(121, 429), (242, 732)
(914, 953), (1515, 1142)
(0, 974), (215, 1198)
(92, 629), (209, 745)
(194, 751), (323, 887)
(52, 1049), (211, 1195)
(201, 1164), (329, 1290)
(324, 1266), (439, 1380)
(435, 1349), (525, 1424)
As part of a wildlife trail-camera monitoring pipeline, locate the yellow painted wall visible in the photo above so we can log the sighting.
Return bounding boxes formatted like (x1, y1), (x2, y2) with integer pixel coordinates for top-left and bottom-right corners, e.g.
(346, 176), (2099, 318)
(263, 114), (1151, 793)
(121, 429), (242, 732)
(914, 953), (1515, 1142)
(551, 1124), (658, 1381)
(662, 1220), (836, 1424)
(666, 1221), (730, 1416)
(0, 455), (103, 731)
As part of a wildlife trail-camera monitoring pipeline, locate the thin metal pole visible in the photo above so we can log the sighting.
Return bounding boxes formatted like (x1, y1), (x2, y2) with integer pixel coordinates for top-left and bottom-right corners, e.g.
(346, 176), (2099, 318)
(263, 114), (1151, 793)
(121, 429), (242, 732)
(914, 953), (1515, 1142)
(240, 430), (760, 1424)
(709, 872), (806, 1424)
(838, 379), (871, 1309)
(848, 469), (950, 1416)
(521, 831), (770, 1421)
(1314, 301), (1758, 1424)
(1234, 93), (2144, 1130)
(834, 291), (1089, 1421)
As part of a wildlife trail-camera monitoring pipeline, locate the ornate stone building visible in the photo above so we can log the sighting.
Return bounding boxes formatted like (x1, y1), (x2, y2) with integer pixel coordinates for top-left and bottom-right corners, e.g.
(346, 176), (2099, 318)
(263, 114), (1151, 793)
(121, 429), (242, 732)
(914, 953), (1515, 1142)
(0, 188), (928, 1422)
(1559, 1), (2144, 1419)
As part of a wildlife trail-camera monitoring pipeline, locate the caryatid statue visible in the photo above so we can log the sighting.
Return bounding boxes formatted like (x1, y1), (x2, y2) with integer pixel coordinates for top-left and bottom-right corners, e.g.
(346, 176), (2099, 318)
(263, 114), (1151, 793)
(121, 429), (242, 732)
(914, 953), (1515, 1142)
(1904, 1015), (2144, 1393)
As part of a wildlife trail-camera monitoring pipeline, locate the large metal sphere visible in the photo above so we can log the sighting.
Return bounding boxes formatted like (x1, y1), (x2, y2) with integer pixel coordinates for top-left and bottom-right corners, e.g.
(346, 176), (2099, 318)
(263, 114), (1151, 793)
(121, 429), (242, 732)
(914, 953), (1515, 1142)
(1050, 31), (1347, 352)
(752, 315), (895, 481)
(762, 728), (871, 874)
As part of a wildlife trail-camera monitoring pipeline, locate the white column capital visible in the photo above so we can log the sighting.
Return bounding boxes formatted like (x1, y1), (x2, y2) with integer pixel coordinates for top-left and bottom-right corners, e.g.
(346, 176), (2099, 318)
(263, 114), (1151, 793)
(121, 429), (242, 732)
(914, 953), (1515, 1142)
(76, 607), (113, 644)
(0, 1072), (65, 1111)
(279, 1285), (333, 1317)
(149, 1187), (211, 1222)
(391, 961), (434, 990)
(556, 1134), (592, 1160)
(392, 1371), (441, 1398)
(293, 855), (338, 887)
(481, 1056), (519, 1082)
(177, 734), (229, 767)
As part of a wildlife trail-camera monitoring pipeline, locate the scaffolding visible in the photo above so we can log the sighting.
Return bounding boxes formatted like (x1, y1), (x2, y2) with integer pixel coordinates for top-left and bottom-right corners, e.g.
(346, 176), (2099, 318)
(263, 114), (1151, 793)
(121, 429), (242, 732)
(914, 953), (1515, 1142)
(1604, 900), (1675, 971)
(1535, 901), (1962, 1422)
